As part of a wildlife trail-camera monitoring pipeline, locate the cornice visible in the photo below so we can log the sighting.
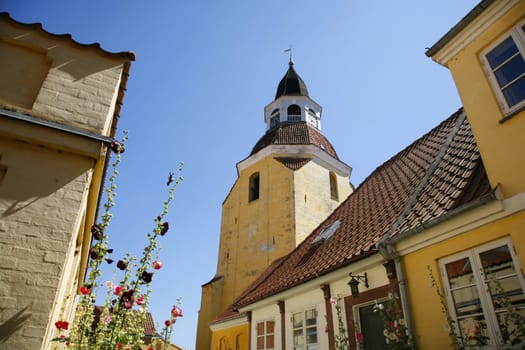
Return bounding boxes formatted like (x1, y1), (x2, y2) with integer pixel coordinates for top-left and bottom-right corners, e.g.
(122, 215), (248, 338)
(428, 0), (519, 67)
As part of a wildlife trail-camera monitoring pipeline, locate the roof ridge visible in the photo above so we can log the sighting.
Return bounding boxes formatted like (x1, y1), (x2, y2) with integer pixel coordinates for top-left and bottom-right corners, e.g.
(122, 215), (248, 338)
(378, 109), (467, 244)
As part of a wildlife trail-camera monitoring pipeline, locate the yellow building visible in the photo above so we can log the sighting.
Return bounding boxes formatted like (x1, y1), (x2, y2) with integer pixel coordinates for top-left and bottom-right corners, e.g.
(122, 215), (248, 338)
(196, 59), (353, 349)
(0, 13), (133, 349)
(381, 1), (525, 348)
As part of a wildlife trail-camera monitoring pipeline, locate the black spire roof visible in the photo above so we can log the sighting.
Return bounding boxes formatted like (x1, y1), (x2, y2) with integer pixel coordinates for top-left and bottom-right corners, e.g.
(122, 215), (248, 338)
(275, 59), (309, 99)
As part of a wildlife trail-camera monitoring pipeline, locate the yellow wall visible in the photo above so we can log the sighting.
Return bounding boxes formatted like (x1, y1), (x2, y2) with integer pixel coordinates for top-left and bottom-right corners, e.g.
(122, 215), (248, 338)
(403, 211), (525, 349)
(210, 323), (249, 350)
(446, 2), (525, 198)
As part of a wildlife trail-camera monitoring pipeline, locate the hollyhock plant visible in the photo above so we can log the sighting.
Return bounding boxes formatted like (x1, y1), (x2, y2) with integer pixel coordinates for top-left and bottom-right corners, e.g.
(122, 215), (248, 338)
(50, 133), (184, 350)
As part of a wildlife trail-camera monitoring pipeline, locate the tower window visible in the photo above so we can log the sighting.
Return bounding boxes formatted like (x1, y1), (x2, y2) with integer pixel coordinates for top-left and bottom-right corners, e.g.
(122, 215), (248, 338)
(270, 109), (280, 128)
(329, 172), (338, 200)
(249, 172), (260, 202)
(287, 104), (301, 122)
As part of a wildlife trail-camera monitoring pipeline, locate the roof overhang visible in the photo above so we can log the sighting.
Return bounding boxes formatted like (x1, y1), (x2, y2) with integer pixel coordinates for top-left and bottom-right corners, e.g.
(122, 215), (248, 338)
(425, 0), (518, 67)
(237, 144), (352, 177)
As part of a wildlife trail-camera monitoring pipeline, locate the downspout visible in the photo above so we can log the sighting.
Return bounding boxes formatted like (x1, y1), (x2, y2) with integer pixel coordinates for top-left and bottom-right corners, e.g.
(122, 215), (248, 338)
(376, 243), (415, 341)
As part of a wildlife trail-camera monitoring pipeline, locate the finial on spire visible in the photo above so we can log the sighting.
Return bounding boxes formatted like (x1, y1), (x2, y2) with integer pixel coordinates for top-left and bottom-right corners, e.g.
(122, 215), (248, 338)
(284, 45), (293, 65)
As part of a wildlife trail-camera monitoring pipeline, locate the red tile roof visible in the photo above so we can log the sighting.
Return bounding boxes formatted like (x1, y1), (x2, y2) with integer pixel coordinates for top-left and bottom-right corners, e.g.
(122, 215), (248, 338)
(229, 108), (492, 310)
(274, 157), (311, 170)
(250, 123), (339, 159)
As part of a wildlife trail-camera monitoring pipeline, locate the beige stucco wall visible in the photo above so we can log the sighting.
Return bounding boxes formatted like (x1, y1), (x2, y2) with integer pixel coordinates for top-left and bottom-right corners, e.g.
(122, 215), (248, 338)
(0, 16), (126, 136)
(0, 14), (130, 350)
(0, 134), (94, 349)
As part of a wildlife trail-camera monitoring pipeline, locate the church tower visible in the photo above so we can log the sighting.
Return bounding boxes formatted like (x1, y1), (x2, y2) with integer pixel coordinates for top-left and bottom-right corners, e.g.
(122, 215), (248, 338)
(196, 59), (353, 349)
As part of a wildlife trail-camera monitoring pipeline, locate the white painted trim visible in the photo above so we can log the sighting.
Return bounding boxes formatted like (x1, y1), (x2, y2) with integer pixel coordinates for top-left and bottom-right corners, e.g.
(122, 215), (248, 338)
(431, 0), (519, 67)
(237, 144), (352, 177)
(395, 191), (525, 256)
(238, 254), (384, 313)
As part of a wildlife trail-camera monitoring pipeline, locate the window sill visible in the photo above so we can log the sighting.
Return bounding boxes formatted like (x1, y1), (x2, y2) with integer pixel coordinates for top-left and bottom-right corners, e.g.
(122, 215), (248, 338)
(499, 105), (525, 124)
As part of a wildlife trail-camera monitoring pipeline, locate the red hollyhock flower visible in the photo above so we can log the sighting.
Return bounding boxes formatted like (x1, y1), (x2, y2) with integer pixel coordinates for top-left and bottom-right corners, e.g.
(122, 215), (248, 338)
(79, 286), (91, 295)
(164, 320), (170, 327)
(117, 343), (123, 349)
(54, 320), (69, 330)
(171, 306), (183, 318)
(152, 260), (163, 270)
(136, 294), (144, 305)
(114, 285), (123, 295)
(356, 332), (364, 342)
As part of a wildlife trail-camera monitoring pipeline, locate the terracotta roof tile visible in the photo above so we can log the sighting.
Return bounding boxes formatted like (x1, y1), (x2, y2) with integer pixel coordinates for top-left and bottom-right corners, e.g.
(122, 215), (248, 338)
(250, 123), (338, 159)
(228, 108), (492, 310)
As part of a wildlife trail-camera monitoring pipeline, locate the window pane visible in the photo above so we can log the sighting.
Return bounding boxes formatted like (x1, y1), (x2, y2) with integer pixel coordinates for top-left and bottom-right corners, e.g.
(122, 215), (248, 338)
(496, 308), (525, 345)
(451, 286), (484, 316)
(480, 245), (514, 277)
(487, 37), (518, 69)
(494, 54), (525, 87)
(294, 329), (304, 345)
(306, 327), (317, 344)
(445, 258), (474, 288)
(502, 77), (525, 107)
(267, 321), (275, 333)
(257, 322), (264, 335)
(266, 335), (274, 348)
(458, 315), (492, 346)
(487, 275), (525, 309)
(305, 310), (316, 326)
(257, 336), (264, 350)
(293, 313), (303, 328)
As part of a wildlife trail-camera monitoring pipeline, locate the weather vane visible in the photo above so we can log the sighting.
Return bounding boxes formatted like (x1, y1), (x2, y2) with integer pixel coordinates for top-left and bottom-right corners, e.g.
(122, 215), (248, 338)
(284, 45), (293, 62)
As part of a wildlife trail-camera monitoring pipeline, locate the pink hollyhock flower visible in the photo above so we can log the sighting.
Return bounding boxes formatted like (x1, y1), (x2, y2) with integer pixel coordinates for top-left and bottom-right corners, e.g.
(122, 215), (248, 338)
(171, 306), (183, 318)
(329, 297), (336, 305)
(136, 294), (144, 305)
(114, 285), (123, 295)
(102, 315), (113, 324)
(152, 260), (163, 270)
(356, 332), (364, 342)
(79, 286), (91, 295)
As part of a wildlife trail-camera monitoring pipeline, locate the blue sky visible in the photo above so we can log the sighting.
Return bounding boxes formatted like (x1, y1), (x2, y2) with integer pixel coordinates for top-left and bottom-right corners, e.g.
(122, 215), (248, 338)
(2, 1), (479, 348)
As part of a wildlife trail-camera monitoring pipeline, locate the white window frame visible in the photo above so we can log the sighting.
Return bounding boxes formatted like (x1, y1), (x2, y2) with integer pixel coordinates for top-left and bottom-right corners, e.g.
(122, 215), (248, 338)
(480, 19), (525, 117)
(439, 237), (525, 349)
(256, 319), (276, 350)
(291, 308), (319, 350)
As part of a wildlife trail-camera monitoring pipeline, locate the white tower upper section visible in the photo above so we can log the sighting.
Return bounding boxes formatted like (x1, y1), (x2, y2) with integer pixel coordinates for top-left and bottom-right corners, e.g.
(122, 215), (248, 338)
(264, 59), (322, 131)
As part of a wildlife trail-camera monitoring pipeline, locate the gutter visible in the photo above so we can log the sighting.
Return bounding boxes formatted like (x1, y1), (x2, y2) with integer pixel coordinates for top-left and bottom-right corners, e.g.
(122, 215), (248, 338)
(425, 0), (495, 58)
(0, 108), (112, 143)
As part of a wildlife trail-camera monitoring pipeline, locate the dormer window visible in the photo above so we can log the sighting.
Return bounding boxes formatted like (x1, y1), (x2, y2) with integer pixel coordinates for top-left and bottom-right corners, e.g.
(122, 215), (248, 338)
(249, 172), (260, 202)
(481, 21), (525, 117)
(287, 104), (301, 122)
